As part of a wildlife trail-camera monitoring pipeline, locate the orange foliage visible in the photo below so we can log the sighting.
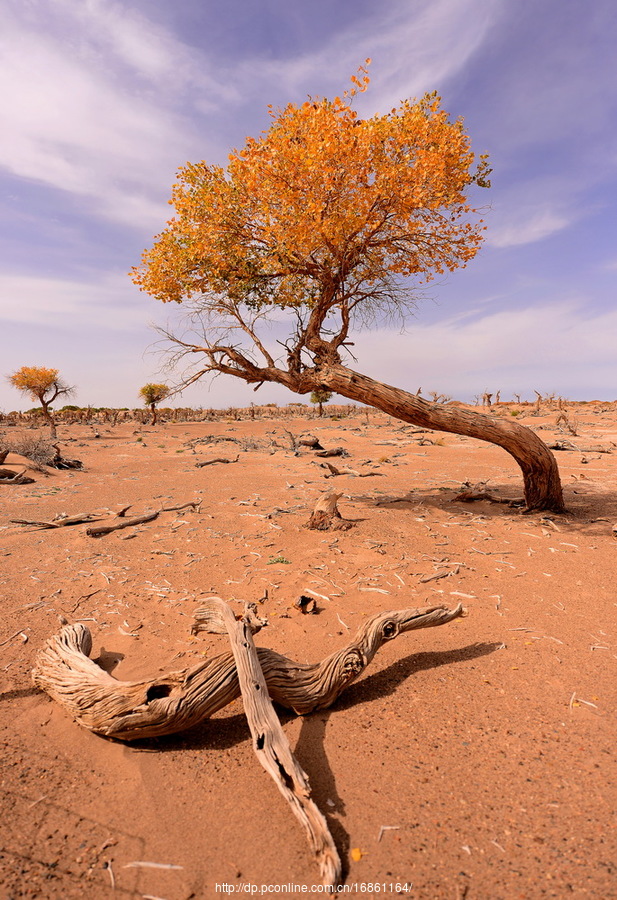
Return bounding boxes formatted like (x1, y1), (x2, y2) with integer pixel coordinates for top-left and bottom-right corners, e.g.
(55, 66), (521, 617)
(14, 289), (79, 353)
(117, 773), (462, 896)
(132, 66), (490, 311)
(9, 366), (63, 402)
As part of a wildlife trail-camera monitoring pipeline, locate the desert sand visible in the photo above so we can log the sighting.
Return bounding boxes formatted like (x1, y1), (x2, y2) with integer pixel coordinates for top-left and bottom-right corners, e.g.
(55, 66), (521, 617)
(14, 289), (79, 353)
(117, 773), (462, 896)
(1, 404), (616, 899)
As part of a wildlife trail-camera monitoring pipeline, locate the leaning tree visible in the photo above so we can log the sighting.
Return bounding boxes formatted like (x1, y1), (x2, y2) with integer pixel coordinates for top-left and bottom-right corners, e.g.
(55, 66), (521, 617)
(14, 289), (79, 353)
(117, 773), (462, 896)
(8, 366), (73, 440)
(132, 66), (564, 512)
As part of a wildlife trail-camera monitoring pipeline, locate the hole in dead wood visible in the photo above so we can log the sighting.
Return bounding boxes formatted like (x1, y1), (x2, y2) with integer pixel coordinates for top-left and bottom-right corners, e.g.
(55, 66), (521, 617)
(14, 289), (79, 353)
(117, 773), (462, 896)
(256, 733), (265, 750)
(146, 683), (172, 703)
(382, 621), (397, 638)
(254, 683), (261, 691)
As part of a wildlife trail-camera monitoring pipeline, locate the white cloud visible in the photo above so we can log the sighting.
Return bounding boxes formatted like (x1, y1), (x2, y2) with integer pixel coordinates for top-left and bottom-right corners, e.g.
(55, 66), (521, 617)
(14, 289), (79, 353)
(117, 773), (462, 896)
(0, 272), (150, 330)
(351, 301), (617, 400)
(487, 205), (573, 248)
(240, 0), (505, 113)
(0, 1), (234, 229)
(0, 0), (506, 232)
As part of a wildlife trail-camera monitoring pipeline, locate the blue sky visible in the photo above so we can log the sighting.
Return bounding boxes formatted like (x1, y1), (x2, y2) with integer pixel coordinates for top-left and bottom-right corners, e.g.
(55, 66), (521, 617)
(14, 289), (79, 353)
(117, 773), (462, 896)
(1, 0), (616, 411)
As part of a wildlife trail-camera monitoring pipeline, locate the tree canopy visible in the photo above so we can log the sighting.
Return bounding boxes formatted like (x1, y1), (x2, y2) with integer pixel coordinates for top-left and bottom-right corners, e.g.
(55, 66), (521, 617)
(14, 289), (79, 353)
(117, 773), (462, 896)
(9, 366), (70, 405)
(139, 383), (170, 407)
(132, 65), (490, 381)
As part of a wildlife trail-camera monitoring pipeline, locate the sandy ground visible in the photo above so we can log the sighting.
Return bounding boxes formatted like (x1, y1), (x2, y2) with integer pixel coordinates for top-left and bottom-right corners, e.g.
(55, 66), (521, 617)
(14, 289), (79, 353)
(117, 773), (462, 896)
(1, 407), (616, 900)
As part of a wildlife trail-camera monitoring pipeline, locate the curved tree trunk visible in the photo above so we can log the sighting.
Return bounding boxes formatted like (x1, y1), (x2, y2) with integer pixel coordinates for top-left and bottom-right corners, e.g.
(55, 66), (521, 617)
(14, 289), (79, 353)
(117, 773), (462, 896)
(319, 364), (564, 512)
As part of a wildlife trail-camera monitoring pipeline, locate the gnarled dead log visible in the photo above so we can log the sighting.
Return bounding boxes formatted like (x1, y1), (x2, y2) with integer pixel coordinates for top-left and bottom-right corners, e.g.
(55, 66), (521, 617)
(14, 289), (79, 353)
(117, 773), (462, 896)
(31, 603), (464, 741)
(195, 455), (239, 467)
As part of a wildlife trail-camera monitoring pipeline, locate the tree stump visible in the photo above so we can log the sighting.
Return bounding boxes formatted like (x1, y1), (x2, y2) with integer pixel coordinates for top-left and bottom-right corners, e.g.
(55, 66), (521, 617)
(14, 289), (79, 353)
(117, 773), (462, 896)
(306, 491), (354, 530)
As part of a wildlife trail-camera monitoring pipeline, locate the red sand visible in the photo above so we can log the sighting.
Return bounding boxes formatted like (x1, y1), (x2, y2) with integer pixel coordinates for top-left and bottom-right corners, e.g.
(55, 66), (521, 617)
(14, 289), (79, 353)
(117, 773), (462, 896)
(1, 408), (616, 899)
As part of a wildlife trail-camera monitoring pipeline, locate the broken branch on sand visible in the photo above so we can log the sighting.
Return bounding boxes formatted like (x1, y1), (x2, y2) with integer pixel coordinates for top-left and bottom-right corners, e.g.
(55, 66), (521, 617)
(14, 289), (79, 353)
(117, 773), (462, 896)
(11, 512), (104, 529)
(86, 511), (161, 536)
(215, 600), (341, 888)
(453, 482), (521, 505)
(0, 467), (35, 485)
(195, 455), (239, 467)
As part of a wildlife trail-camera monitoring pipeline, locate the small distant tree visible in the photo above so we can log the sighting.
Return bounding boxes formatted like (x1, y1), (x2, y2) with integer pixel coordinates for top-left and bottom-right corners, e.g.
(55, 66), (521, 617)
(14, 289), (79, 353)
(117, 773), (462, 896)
(139, 383), (170, 425)
(310, 389), (332, 417)
(8, 366), (73, 439)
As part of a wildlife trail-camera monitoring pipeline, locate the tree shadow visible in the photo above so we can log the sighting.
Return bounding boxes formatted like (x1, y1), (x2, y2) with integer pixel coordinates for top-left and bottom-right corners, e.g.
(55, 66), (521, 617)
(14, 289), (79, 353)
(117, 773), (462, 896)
(352, 481), (617, 534)
(0, 686), (40, 702)
(135, 642), (500, 757)
(336, 641), (500, 710)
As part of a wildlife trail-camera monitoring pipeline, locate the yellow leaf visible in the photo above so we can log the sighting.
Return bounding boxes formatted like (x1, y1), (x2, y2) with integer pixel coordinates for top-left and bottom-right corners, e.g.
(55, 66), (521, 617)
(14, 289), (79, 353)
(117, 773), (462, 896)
(350, 848), (363, 862)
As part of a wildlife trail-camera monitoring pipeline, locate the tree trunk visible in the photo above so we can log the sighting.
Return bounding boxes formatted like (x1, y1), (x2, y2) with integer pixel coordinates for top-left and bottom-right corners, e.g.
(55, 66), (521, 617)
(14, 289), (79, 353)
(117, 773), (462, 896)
(319, 364), (564, 512)
(41, 402), (57, 440)
(150, 403), (157, 426)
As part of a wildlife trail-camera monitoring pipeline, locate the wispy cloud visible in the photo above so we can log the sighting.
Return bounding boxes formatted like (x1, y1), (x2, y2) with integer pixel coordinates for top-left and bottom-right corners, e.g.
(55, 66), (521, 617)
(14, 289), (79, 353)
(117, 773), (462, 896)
(487, 205), (574, 248)
(0, 0), (505, 230)
(0, 1), (236, 228)
(0, 271), (150, 330)
(351, 301), (617, 400)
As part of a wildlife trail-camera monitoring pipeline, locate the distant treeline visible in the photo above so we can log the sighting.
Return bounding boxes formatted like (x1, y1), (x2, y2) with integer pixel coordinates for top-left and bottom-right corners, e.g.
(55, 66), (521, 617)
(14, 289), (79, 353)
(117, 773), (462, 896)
(0, 402), (368, 426)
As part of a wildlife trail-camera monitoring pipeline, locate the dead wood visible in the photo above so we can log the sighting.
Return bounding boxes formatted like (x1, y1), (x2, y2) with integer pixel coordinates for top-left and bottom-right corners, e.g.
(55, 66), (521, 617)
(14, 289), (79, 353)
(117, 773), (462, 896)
(306, 491), (355, 530)
(11, 512), (103, 529)
(298, 434), (324, 450)
(0, 467), (35, 485)
(321, 461), (343, 477)
(50, 444), (83, 469)
(547, 440), (612, 454)
(195, 455), (239, 467)
(214, 599), (340, 888)
(453, 482), (512, 504)
(86, 510), (160, 537)
(314, 448), (348, 458)
(191, 600), (267, 636)
(31, 602), (465, 741)
(84, 501), (199, 536)
(0, 450), (8, 465)
(317, 461), (380, 479)
(161, 501), (201, 513)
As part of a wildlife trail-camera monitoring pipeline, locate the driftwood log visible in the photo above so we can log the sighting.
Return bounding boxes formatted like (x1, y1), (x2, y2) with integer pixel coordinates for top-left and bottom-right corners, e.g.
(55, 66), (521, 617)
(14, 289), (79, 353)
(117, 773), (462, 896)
(195, 455), (239, 467)
(32, 602), (464, 742)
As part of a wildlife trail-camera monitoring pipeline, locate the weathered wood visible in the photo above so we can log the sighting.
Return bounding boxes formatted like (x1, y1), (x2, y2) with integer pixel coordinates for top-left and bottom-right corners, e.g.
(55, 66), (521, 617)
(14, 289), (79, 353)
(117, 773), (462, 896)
(31, 602), (465, 741)
(11, 512), (103, 529)
(453, 482), (511, 504)
(0, 467), (35, 485)
(195, 455), (239, 467)
(314, 448), (347, 458)
(306, 491), (354, 531)
(299, 434), (324, 449)
(86, 510), (160, 537)
(548, 440), (613, 454)
(50, 444), (83, 469)
(214, 600), (340, 888)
